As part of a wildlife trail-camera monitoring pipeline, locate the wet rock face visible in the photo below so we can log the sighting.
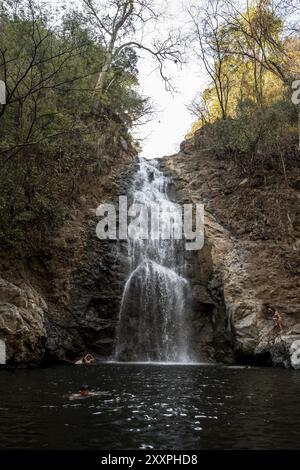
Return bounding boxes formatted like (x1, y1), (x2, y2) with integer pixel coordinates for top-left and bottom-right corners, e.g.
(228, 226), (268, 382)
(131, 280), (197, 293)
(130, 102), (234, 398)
(67, 238), (129, 358)
(0, 278), (47, 364)
(164, 176), (235, 363)
(44, 164), (137, 363)
(185, 244), (234, 363)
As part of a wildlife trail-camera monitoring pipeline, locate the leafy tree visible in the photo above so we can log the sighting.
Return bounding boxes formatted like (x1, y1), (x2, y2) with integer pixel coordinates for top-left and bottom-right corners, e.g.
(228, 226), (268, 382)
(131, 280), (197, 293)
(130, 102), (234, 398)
(0, 0), (149, 248)
(188, 0), (300, 175)
(81, 0), (185, 95)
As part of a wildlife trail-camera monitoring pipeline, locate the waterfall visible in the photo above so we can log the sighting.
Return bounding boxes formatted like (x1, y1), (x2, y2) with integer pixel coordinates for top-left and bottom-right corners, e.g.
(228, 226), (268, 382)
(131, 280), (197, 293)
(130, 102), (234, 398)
(115, 158), (191, 363)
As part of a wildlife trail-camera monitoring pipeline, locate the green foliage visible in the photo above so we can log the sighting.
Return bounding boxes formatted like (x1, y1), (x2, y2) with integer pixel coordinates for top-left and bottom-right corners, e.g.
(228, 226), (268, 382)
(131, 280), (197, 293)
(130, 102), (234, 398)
(0, 1), (147, 249)
(190, 0), (300, 173)
(202, 97), (298, 171)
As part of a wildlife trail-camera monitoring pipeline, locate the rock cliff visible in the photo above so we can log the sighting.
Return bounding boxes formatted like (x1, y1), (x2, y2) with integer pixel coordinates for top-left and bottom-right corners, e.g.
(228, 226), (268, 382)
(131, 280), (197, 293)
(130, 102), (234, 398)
(1, 129), (299, 369)
(161, 131), (300, 368)
(0, 147), (136, 365)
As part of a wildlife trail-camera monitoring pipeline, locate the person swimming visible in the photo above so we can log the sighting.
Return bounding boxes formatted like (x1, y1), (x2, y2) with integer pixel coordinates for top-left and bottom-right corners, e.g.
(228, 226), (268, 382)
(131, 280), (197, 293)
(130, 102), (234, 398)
(75, 353), (96, 365)
(68, 385), (96, 400)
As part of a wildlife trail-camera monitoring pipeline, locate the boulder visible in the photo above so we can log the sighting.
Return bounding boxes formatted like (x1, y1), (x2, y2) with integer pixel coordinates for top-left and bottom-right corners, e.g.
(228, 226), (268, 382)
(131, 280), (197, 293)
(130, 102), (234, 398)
(290, 340), (300, 369)
(0, 277), (47, 364)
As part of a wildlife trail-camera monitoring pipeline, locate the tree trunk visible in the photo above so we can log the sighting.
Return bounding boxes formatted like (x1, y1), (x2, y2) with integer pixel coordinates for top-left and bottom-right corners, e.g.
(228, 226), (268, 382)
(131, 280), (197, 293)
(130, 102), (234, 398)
(95, 45), (114, 95)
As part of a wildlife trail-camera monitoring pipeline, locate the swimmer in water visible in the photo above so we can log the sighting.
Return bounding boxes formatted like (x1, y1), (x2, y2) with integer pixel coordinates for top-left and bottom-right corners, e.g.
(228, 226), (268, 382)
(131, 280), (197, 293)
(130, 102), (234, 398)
(75, 353), (96, 365)
(68, 385), (96, 400)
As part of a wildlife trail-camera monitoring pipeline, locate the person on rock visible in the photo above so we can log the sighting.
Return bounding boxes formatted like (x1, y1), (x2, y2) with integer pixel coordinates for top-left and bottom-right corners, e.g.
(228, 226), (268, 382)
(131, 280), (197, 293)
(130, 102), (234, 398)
(265, 303), (284, 331)
(273, 310), (284, 331)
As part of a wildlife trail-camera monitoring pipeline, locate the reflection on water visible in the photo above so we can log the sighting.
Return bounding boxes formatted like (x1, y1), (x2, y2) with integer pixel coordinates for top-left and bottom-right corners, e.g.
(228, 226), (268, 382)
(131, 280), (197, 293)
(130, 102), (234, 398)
(0, 364), (300, 449)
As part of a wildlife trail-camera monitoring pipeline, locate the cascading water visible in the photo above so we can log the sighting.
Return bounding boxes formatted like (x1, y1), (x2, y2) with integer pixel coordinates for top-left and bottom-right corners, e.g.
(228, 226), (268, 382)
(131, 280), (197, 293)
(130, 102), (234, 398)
(115, 158), (191, 362)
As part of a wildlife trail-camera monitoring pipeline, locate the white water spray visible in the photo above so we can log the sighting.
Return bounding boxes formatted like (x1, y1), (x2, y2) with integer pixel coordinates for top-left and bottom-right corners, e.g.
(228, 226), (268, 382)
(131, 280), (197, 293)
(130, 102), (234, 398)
(115, 158), (191, 362)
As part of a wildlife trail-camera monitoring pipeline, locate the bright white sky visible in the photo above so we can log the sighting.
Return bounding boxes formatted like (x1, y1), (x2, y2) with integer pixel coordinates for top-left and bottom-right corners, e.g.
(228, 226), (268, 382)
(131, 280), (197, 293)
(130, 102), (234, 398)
(136, 54), (203, 159)
(135, 0), (205, 159)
